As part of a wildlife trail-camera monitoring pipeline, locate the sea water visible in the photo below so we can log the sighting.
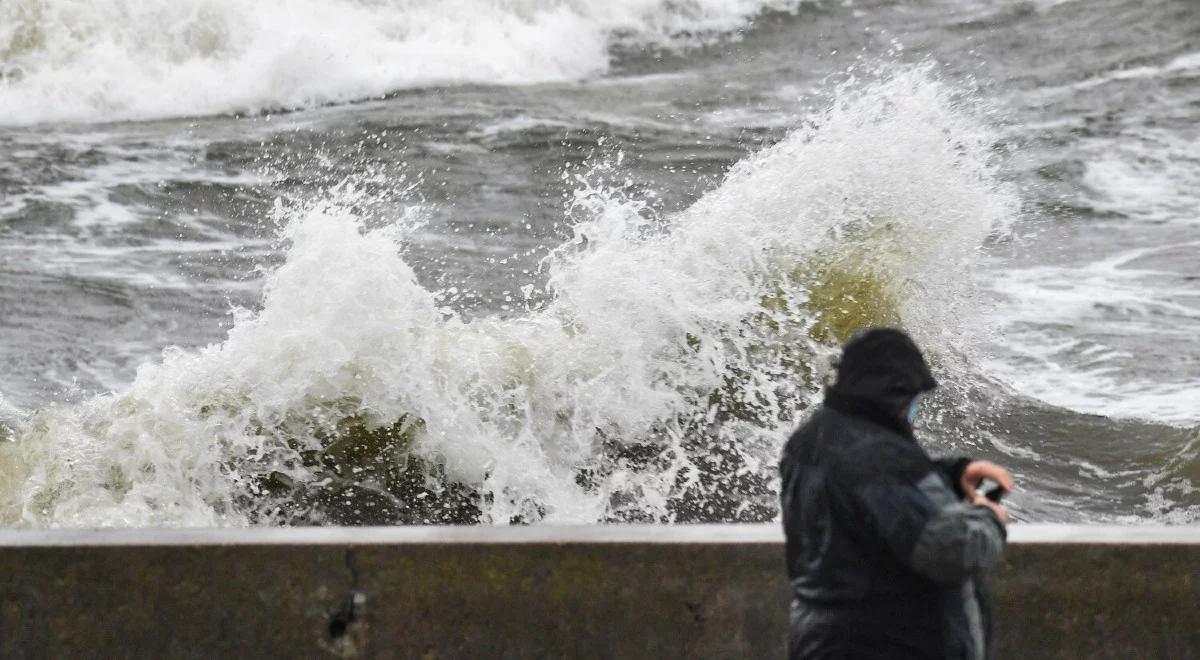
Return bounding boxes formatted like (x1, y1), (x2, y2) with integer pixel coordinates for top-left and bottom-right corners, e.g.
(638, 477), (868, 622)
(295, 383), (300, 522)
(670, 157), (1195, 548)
(0, 0), (1196, 527)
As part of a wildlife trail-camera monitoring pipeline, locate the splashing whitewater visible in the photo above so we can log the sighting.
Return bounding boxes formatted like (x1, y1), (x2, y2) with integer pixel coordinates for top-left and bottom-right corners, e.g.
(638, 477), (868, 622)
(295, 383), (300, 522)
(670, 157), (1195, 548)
(0, 67), (1018, 527)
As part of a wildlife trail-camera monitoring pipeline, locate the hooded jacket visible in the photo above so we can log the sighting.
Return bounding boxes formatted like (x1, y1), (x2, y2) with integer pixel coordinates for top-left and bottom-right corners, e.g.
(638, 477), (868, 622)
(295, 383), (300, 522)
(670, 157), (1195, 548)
(780, 328), (1005, 659)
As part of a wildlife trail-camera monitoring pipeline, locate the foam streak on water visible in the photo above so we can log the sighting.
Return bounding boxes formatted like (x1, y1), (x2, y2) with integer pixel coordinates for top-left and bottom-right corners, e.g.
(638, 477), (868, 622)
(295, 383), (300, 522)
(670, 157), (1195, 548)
(0, 67), (1017, 527)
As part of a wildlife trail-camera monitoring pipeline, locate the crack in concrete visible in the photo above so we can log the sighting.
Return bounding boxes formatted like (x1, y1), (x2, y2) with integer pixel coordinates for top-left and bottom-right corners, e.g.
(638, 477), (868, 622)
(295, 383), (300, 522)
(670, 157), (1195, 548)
(321, 547), (370, 658)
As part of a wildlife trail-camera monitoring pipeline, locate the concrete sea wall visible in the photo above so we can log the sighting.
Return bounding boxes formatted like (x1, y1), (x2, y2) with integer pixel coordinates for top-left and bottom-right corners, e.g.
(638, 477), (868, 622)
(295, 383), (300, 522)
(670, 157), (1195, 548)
(0, 524), (1196, 659)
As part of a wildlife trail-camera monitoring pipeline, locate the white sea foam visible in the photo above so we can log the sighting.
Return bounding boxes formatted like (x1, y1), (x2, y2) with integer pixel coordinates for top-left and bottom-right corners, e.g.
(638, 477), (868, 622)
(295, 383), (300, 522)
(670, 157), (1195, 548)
(1072, 50), (1200, 91)
(469, 115), (582, 141)
(1082, 135), (1200, 226)
(985, 348), (1200, 426)
(983, 248), (1200, 425)
(0, 395), (21, 432)
(0, 67), (1017, 527)
(0, 0), (807, 125)
(980, 119), (1200, 426)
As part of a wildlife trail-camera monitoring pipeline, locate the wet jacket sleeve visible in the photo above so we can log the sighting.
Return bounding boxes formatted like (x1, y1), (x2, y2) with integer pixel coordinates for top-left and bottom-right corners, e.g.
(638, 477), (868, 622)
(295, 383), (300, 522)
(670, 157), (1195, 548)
(855, 469), (1006, 584)
(933, 456), (972, 498)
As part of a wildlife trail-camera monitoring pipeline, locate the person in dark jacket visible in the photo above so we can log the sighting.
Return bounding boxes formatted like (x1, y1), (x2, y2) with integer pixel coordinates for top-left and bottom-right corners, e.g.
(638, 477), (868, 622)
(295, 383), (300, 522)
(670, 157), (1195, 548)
(780, 327), (1013, 659)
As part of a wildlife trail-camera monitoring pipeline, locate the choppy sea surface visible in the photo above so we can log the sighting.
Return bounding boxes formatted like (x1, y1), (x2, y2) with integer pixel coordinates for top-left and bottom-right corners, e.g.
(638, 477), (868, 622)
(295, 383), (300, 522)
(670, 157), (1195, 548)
(0, 0), (1196, 527)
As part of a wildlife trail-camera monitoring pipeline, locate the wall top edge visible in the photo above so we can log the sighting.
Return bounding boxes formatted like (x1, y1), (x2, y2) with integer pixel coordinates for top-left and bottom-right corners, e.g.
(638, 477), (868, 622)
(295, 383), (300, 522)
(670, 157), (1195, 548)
(0, 523), (1196, 547)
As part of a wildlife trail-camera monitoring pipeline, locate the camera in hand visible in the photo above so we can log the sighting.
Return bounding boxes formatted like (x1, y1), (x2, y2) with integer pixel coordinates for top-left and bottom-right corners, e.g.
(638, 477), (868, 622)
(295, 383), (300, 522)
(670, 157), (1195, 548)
(980, 479), (1004, 503)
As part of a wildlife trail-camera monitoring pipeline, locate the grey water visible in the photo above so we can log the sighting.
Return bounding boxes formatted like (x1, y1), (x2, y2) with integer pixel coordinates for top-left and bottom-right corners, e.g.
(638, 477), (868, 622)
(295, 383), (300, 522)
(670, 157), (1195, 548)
(0, 0), (1197, 524)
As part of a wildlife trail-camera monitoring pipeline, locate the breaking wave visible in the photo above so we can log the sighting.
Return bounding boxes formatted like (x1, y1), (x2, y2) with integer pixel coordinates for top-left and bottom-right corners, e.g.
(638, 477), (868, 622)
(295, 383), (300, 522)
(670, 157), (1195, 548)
(0, 67), (1019, 527)
(0, 0), (808, 125)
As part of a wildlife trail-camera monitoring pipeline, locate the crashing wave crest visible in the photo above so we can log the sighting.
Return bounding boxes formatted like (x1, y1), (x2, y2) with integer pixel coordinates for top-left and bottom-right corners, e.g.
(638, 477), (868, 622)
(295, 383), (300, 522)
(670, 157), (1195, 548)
(0, 67), (1018, 527)
(0, 0), (808, 124)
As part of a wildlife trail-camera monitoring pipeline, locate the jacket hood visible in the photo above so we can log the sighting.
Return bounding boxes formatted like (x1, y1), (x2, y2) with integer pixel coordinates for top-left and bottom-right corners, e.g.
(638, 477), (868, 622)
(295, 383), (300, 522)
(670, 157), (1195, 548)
(824, 327), (938, 437)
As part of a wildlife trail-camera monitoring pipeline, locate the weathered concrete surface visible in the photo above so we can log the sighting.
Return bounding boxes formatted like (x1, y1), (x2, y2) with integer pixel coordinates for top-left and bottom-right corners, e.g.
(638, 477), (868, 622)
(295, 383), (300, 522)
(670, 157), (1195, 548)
(991, 542), (1197, 660)
(0, 524), (1195, 659)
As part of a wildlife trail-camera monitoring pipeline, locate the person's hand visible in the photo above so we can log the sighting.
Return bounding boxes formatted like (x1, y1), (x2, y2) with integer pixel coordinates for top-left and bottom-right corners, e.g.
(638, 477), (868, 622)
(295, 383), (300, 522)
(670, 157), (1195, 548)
(959, 460), (1014, 500)
(970, 492), (1010, 526)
